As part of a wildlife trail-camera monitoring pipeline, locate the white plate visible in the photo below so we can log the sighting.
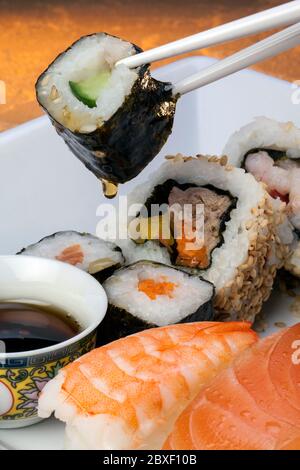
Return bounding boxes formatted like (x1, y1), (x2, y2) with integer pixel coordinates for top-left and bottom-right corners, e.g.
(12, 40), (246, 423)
(0, 56), (299, 450)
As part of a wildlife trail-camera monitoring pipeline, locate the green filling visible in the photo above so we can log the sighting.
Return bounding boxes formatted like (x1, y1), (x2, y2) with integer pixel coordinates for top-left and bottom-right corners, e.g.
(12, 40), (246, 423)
(69, 70), (111, 108)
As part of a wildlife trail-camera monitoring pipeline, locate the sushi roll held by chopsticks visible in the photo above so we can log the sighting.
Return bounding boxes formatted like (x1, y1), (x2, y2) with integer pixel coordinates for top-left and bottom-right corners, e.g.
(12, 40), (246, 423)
(35, 7), (300, 197)
(36, 33), (177, 197)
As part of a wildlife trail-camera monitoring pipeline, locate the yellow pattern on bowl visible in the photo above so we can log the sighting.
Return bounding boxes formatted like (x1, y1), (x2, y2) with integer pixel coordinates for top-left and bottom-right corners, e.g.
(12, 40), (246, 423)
(0, 255), (107, 428)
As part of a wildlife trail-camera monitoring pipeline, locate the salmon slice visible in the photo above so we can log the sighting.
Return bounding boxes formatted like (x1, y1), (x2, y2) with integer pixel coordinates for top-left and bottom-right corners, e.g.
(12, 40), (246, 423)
(38, 322), (257, 450)
(164, 323), (300, 450)
(55, 244), (84, 265)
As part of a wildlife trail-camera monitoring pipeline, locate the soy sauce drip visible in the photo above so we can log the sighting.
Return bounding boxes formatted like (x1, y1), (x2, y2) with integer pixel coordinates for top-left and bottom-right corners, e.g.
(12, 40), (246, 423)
(101, 178), (119, 199)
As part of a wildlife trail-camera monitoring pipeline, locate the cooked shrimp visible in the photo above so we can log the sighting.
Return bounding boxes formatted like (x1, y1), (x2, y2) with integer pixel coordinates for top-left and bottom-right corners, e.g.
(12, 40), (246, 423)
(38, 322), (257, 450)
(245, 151), (290, 195)
(246, 151), (300, 228)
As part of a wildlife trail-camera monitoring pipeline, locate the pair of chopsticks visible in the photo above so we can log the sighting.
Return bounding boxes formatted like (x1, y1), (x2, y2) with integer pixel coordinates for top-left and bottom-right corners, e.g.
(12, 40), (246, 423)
(117, 0), (300, 95)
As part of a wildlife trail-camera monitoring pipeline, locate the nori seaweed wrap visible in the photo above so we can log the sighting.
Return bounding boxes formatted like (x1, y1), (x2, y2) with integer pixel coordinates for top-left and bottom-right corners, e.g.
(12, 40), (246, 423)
(35, 33), (178, 194)
(99, 260), (214, 345)
(17, 231), (124, 283)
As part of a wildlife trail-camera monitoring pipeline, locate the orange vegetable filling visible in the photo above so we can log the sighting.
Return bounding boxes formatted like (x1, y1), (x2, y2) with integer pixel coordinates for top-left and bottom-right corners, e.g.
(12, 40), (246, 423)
(56, 244), (84, 266)
(138, 278), (177, 300)
(175, 225), (208, 268)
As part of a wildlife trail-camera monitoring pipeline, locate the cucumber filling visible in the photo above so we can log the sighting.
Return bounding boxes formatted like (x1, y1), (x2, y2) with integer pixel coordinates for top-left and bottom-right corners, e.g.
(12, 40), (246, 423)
(69, 70), (111, 108)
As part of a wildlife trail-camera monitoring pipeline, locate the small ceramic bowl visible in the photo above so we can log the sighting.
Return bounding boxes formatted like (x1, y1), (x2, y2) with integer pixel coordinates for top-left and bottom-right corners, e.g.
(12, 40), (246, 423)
(0, 255), (107, 429)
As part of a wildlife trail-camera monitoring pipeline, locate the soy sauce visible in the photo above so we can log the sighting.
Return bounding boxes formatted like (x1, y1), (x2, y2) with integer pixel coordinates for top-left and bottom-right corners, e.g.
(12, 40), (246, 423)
(0, 302), (81, 353)
(101, 178), (118, 198)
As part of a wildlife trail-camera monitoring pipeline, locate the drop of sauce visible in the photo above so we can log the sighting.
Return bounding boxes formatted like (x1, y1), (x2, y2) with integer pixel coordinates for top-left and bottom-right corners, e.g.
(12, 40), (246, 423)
(0, 302), (81, 353)
(101, 178), (118, 199)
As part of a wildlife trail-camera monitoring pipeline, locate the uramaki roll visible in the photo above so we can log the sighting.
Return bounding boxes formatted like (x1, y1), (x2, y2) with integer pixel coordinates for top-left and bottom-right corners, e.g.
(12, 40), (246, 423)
(224, 117), (299, 276)
(120, 154), (290, 322)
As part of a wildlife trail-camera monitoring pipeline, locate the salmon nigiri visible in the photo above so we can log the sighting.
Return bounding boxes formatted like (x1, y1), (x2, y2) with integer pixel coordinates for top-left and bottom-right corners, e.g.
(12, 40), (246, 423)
(164, 323), (300, 450)
(38, 322), (257, 449)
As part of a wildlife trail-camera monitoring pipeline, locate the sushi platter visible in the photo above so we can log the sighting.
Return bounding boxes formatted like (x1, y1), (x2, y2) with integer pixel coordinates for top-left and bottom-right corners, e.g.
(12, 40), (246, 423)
(0, 52), (300, 450)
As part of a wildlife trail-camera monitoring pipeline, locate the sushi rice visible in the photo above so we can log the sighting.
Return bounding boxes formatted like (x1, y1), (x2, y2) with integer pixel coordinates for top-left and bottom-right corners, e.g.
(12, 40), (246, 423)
(36, 34), (138, 133)
(223, 117), (300, 165)
(18, 231), (124, 279)
(118, 155), (290, 322)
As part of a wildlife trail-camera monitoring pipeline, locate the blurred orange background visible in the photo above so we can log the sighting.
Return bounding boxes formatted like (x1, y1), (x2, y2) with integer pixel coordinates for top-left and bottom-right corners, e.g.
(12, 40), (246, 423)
(0, 0), (300, 131)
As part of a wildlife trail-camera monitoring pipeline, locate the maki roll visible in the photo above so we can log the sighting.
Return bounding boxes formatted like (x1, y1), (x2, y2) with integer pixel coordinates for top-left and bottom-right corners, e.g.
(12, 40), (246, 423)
(119, 155), (290, 322)
(18, 231), (124, 282)
(36, 33), (177, 196)
(99, 260), (214, 344)
(223, 117), (299, 276)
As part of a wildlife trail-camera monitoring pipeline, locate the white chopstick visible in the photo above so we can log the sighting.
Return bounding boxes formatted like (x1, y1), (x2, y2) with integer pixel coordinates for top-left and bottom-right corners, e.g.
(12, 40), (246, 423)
(173, 22), (300, 95)
(117, 0), (300, 69)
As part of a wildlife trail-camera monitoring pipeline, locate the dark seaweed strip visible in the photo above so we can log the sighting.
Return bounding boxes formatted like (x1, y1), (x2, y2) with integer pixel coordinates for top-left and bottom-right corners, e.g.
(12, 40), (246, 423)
(97, 298), (214, 346)
(96, 305), (156, 346)
(93, 262), (123, 283)
(275, 268), (300, 292)
(294, 227), (300, 240)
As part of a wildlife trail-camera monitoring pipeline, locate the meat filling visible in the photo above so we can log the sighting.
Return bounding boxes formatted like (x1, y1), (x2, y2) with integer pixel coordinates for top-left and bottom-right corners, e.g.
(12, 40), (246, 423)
(168, 186), (232, 269)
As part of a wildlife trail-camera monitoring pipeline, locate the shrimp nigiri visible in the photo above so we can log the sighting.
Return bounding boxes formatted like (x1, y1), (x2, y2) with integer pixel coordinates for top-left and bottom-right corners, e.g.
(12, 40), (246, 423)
(38, 322), (257, 450)
(164, 323), (300, 450)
